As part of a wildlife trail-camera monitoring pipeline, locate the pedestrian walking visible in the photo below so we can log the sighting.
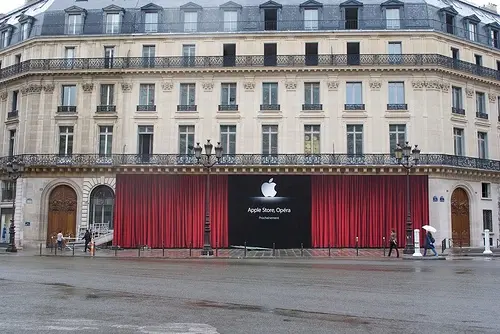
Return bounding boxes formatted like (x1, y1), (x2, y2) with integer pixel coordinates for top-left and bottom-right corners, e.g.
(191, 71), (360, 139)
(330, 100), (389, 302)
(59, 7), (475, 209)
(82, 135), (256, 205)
(83, 229), (91, 252)
(423, 230), (438, 256)
(388, 228), (399, 258)
(56, 230), (64, 250)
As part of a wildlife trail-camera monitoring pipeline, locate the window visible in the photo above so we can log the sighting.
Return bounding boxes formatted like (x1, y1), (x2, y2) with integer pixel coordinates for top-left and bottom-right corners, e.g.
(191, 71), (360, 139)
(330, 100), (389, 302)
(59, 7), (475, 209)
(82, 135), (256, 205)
(304, 82), (320, 105)
(20, 23), (29, 40)
(389, 124), (406, 153)
(0, 30), (8, 48)
(221, 83), (237, 105)
(264, 8), (278, 31)
(452, 86), (463, 112)
(482, 183), (491, 199)
(264, 43), (277, 66)
(99, 126), (113, 157)
(468, 22), (477, 41)
(386, 8), (400, 29)
(139, 84), (155, 106)
(388, 82), (405, 108)
(104, 46), (114, 68)
(138, 125), (154, 158)
(346, 82), (363, 105)
(142, 45), (155, 67)
(220, 125), (236, 155)
(61, 85), (76, 106)
(1, 180), (14, 202)
(224, 11), (237, 32)
(347, 42), (360, 65)
(347, 125), (363, 155)
(144, 12), (158, 32)
(478, 132), (488, 159)
(474, 54), (482, 66)
(14, 54), (21, 65)
(11, 90), (18, 111)
(67, 14), (82, 34)
(305, 42), (318, 66)
(304, 125), (320, 154)
(65, 47), (75, 59)
(100, 84), (114, 106)
(445, 13), (454, 34)
(182, 44), (195, 66)
(8, 130), (15, 157)
(105, 13), (121, 34)
(262, 125), (278, 155)
(451, 47), (459, 60)
(59, 126), (74, 156)
(344, 7), (359, 29)
(184, 12), (197, 32)
(453, 128), (464, 156)
(262, 83), (278, 105)
(89, 186), (115, 230)
(388, 42), (402, 63)
(304, 9), (318, 30)
(223, 43), (236, 67)
(491, 29), (499, 48)
(476, 92), (486, 115)
(180, 83), (196, 105)
(178, 125), (195, 154)
(483, 210), (493, 231)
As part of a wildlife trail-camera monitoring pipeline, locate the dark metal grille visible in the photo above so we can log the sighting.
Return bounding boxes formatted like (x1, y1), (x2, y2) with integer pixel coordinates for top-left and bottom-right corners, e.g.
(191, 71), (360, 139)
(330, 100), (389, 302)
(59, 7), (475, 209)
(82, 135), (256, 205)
(302, 104), (323, 111)
(136, 105), (156, 112)
(2, 153), (500, 171)
(345, 104), (365, 110)
(177, 105), (197, 112)
(260, 104), (280, 111)
(218, 104), (239, 111)
(0, 54), (498, 82)
(476, 112), (488, 120)
(387, 104), (408, 110)
(452, 107), (465, 115)
(96, 105), (116, 112)
(57, 106), (77, 113)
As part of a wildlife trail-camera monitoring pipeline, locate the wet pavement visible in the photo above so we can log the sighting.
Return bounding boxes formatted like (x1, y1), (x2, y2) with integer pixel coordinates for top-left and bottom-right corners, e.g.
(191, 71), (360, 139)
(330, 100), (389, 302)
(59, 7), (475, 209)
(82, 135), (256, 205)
(0, 256), (499, 333)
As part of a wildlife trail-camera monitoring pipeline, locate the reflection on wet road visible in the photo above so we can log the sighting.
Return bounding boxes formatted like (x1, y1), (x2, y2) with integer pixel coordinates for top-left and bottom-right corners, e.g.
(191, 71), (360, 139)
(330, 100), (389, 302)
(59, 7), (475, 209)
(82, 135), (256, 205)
(0, 256), (498, 333)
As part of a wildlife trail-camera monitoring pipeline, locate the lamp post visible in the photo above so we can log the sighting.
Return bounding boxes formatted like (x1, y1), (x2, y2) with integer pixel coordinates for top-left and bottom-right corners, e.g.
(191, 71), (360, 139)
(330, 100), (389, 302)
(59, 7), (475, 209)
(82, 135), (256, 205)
(4, 158), (25, 253)
(394, 142), (421, 255)
(194, 140), (223, 256)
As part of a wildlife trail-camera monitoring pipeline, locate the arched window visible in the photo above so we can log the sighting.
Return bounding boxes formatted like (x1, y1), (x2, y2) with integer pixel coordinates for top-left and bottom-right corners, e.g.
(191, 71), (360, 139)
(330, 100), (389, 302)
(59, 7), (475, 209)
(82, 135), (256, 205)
(89, 185), (115, 230)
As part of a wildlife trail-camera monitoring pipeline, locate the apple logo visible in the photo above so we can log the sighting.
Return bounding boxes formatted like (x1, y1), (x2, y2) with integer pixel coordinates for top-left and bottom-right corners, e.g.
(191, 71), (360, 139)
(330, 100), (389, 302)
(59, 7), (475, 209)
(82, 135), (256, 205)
(261, 178), (277, 197)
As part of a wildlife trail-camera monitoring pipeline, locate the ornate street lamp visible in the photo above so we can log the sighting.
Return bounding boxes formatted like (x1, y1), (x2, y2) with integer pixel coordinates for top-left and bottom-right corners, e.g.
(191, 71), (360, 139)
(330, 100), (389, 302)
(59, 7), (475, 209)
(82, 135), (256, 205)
(4, 158), (25, 253)
(194, 140), (223, 256)
(394, 142), (421, 255)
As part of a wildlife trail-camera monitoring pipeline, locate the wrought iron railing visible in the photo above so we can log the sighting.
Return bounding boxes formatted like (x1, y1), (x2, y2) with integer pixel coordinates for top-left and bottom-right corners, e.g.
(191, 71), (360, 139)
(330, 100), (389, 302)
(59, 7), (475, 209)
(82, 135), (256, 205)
(387, 104), (408, 110)
(96, 105), (116, 112)
(302, 104), (323, 111)
(476, 112), (489, 120)
(452, 107), (466, 115)
(0, 54), (498, 82)
(345, 104), (366, 111)
(0, 153), (500, 171)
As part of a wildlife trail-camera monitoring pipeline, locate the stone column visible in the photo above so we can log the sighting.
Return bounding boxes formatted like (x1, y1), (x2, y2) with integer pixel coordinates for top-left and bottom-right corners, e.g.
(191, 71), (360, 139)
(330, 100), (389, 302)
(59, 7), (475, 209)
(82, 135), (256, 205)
(20, 83), (43, 153)
(40, 83), (55, 153)
(79, 82), (95, 153)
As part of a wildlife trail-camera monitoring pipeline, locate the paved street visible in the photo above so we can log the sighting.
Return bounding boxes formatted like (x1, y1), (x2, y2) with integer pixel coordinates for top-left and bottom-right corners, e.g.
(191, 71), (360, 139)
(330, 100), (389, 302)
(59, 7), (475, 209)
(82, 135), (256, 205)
(0, 255), (498, 334)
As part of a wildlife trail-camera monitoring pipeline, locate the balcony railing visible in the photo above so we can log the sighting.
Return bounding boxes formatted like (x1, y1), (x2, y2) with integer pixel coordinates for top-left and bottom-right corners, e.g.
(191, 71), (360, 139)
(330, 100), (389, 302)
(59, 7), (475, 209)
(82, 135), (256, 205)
(96, 105), (116, 112)
(452, 107), (465, 115)
(57, 106), (77, 113)
(136, 105), (156, 112)
(302, 104), (323, 111)
(260, 104), (280, 111)
(345, 104), (365, 111)
(0, 53), (498, 83)
(7, 110), (18, 119)
(476, 112), (489, 120)
(387, 104), (408, 110)
(2, 153), (500, 171)
(218, 104), (238, 111)
(177, 105), (197, 112)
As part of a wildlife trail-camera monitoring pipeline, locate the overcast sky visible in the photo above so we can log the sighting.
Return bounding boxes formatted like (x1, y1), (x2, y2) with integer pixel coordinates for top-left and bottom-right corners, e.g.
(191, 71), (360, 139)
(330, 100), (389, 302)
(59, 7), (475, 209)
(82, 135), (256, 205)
(0, 0), (497, 16)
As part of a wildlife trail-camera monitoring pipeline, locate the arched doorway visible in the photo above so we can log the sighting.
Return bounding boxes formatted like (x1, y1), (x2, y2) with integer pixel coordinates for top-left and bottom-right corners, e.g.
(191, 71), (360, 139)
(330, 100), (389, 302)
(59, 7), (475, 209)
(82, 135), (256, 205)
(47, 185), (77, 246)
(89, 185), (114, 233)
(451, 187), (470, 247)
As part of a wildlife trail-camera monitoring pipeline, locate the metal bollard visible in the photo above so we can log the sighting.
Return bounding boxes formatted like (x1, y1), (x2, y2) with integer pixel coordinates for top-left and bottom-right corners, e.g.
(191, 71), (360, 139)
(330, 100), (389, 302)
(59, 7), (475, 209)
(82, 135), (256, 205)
(484, 229), (493, 255)
(301, 243), (304, 257)
(356, 237), (359, 256)
(72, 244), (75, 257)
(244, 241), (247, 258)
(115, 247), (118, 257)
(39, 243), (42, 256)
(162, 244), (165, 257)
(216, 242), (219, 257)
(189, 242), (192, 257)
(138, 246), (141, 257)
(328, 243), (331, 257)
(55, 244), (57, 256)
(272, 243), (276, 257)
(383, 237), (386, 256)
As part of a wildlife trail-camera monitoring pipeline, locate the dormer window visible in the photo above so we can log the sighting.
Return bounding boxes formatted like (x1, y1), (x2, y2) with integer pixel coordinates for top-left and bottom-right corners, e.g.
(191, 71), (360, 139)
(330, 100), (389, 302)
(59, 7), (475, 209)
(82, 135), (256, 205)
(381, 0), (403, 30)
(340, 0), (363, 30)
(181, 3), (202, 32)
(300, 1), (322, 31)
(220, 2), (242, 32)
(486, 23), (500, 49)
(259, 1), (282, 31)
(439, 6), (458, 35)
(18, 15), (34, 41)
(103, 5), (125, 34)
(464, 15), (480, 42)
(0, 29), (9, 48)
(141, 3), (162, 33)
(64, 6), (87, 35)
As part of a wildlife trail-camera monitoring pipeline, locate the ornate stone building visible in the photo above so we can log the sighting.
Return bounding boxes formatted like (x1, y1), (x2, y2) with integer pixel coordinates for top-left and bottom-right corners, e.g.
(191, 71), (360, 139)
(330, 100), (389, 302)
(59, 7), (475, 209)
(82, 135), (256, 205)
(0, 0), (499, 248)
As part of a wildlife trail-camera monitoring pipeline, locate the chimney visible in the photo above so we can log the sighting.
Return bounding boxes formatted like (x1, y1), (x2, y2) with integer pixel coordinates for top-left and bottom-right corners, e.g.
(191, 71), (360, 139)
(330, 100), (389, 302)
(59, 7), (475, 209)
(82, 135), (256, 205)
(482, 3), (498, 14)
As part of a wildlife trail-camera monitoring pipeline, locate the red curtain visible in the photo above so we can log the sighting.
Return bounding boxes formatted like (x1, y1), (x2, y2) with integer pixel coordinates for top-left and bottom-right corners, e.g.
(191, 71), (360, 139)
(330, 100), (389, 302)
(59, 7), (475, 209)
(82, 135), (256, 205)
(113, 174), (228, 248)
(311, 175), (429, 248)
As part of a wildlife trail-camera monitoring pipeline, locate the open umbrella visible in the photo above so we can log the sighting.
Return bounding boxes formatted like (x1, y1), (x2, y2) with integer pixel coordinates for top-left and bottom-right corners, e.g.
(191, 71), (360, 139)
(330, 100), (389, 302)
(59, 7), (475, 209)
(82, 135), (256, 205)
(422, 225), (437, 233)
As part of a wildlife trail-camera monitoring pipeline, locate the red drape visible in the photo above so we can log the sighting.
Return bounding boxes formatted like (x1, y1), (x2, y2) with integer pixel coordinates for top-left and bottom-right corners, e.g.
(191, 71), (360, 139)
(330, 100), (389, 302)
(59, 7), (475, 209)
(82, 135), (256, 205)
(113, 174), (228, 248)
(311, 175), (429, 248)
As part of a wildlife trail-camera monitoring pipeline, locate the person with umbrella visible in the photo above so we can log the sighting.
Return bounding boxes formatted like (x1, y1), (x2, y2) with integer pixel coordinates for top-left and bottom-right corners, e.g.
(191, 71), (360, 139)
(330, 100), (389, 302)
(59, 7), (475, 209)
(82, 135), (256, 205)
(422, 225), (438, 257)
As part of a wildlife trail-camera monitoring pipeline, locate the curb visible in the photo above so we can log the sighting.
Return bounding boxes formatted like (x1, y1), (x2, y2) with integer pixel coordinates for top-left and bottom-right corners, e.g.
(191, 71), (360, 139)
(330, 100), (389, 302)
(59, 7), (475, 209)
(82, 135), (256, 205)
(402, 256), (446, 260)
